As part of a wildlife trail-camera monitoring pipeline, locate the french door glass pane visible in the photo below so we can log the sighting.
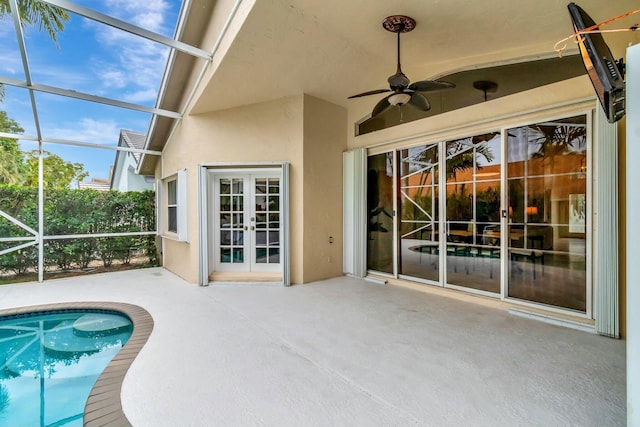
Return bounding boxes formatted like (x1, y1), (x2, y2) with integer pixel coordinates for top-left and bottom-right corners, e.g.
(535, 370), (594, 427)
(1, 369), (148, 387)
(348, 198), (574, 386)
(506, 115), (587, 312)
(219, 178), (245, 264)
(255, 178), (280, 264)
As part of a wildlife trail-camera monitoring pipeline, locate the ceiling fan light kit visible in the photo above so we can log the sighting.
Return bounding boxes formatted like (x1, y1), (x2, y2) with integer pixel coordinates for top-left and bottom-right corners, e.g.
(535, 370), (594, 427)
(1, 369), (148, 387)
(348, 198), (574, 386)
(348, 15), (455, 117)
(388, 92), (412, 106)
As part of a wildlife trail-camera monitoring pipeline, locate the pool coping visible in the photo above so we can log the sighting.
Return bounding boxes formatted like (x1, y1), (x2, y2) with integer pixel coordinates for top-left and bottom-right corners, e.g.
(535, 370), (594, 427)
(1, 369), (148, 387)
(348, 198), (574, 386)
(0, 302), (154, 427)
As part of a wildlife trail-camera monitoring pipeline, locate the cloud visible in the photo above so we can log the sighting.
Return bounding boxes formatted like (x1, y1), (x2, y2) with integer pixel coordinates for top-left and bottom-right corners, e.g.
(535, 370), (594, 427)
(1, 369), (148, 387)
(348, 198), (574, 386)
(122, 88), (160, 104)
(91, 35), (169, 103)
(97, 68), (127, 90)
(104, 0), (173, 34)
(85, 1), (174, 104)
(0, 50), (22, 76)
(0, 26), (23, 76)
(46, 118), (121, 145)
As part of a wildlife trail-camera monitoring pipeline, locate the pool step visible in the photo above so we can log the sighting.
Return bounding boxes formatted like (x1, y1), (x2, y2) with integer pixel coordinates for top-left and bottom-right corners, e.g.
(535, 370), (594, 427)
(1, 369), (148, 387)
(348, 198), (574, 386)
(72, 313), (132, 337)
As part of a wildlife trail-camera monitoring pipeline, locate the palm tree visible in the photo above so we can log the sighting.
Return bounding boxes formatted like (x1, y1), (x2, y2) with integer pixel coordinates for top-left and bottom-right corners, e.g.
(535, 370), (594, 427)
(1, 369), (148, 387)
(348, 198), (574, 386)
(517, 118), (587, 225)
(0, 0), (69, 103)
(0, 0), (69, 43)
(530, 122), (587, 159)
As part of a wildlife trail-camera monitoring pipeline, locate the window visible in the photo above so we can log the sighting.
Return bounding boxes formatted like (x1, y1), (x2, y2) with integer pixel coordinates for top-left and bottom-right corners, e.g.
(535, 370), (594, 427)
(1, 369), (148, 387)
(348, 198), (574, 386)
(167, 179), (177, 233)
(160, 169), (188, 241)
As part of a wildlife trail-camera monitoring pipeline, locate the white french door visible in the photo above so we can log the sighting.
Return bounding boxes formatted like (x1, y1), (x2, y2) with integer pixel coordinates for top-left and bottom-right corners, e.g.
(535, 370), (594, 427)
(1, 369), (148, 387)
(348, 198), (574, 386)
(211, 171), (282, 273)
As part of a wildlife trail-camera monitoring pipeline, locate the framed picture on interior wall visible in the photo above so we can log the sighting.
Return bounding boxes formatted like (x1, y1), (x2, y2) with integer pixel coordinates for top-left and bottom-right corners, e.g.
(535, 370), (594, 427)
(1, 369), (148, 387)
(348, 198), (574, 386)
(569, 193), (586, 233)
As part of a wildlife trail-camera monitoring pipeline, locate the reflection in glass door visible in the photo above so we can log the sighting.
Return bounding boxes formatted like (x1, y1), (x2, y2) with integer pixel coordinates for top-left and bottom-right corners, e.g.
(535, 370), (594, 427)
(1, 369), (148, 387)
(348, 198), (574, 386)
(398, 143), (440, 282)
(216, 177), (245, 268)
(364, 113), (589, 314)
(444, 133), (501, 293)
(253, 177), (281, 270)
(506, 115), (587, 312)
(367, 153), (394, 274)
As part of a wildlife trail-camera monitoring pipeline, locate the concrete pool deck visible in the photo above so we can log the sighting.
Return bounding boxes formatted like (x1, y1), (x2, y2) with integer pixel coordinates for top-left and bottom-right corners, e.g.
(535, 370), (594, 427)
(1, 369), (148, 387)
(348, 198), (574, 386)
(0, 268), (625, 426)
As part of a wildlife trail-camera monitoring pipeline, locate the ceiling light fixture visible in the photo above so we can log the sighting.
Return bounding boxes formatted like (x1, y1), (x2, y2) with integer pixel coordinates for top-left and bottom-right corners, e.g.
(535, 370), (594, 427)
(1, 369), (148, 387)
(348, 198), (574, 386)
(473, 80), (498, 101)
(388, 92), (412, 106)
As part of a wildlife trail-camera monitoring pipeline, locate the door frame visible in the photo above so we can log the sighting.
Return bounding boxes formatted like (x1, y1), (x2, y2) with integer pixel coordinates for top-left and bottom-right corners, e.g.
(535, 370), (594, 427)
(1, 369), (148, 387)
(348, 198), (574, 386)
(198, 162), (290, 286)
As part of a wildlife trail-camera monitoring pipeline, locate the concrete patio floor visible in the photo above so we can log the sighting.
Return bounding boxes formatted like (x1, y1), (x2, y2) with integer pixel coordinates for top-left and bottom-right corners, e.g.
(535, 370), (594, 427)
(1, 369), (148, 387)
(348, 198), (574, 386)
(0, 268), (625, 426)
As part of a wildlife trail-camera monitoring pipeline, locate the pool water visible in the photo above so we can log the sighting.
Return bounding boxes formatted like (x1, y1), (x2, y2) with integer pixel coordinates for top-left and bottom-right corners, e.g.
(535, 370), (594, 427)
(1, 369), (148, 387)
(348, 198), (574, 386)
(0, 310), (132, 427)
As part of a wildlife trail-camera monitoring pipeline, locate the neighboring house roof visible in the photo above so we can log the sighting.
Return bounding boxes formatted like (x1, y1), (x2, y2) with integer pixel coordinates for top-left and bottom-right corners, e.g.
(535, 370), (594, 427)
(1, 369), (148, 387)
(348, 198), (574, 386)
(119, 129), (146, 165)
(78, 178), (111, 191)
(110, 129), (149, 190)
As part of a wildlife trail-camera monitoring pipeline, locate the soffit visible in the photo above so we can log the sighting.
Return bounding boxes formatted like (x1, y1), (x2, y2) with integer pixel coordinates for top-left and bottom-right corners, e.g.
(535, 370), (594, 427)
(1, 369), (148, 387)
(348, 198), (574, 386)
(141, 0), (216, 173)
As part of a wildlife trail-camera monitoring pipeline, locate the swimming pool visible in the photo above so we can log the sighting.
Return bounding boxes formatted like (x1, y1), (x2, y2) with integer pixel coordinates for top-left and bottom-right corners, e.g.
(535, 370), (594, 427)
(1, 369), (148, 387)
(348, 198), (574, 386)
(0, 305), (146, 427)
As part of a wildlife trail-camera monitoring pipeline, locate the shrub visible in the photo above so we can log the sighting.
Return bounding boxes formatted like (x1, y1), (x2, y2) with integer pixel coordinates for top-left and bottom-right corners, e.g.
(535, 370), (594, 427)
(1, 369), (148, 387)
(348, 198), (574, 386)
(0, 186), (158, 276)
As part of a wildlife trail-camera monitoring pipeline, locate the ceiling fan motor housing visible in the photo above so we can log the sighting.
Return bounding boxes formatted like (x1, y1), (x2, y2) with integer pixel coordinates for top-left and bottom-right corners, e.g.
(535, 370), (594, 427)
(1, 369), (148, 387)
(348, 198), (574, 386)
(388, 72), (410, 90)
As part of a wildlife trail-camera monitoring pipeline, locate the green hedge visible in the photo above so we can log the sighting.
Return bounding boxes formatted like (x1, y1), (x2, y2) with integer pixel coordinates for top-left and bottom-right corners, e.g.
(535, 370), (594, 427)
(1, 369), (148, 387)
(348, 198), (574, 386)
(0, 185), (158, 275)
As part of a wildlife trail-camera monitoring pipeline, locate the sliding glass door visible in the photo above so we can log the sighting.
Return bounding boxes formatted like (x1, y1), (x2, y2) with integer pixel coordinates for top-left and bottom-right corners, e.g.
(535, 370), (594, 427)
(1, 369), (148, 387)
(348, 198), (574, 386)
(506, 116), (587, 312)
(444, 133), (501, 294)
(367, 153), (394, 274)
(365, 113), (589, 314)
(398, 144), (440, 282)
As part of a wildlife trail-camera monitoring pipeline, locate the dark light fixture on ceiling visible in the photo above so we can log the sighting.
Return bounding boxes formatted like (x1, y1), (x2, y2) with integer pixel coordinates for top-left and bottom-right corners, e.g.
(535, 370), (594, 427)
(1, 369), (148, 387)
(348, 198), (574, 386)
(473, 80), (498, 101)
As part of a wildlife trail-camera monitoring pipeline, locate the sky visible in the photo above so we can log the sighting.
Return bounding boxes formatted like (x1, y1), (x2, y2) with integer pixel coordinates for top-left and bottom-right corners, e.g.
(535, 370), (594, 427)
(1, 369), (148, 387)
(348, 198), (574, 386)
(0, 0), (183, 181)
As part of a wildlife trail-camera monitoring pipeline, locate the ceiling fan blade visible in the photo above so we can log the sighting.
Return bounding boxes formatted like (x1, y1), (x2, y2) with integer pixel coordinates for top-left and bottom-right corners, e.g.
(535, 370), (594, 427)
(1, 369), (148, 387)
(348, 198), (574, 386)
(371, 95), (392, 117)
(347, 89), (392, 99)
(408, 92), (431, 111)
(408, 80), (456, 92)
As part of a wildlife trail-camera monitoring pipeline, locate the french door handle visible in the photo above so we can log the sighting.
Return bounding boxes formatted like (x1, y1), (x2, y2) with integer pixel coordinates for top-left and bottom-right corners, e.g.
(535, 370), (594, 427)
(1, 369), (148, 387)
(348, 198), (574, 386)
(244, 226), (248, 230)
(250, 226), (255, 231)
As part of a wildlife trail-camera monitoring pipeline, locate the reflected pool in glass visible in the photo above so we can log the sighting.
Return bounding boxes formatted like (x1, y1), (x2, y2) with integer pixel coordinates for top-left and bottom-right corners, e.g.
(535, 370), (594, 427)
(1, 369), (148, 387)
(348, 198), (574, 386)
(0, 310), (132, 427)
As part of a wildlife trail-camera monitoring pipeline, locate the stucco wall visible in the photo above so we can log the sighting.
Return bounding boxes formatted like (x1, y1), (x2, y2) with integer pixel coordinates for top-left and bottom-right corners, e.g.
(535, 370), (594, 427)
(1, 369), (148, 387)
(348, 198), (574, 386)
(302, 95), (347, 282)
(160, 95), (304, 284)
(160, 94), (346, 285)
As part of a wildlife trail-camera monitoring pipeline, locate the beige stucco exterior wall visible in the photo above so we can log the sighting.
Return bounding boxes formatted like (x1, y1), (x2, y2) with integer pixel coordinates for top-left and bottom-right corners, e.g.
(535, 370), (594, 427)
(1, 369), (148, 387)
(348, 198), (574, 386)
(301, 95), (347, 282)
(160, 95), (304, 284)
(159, 94), (346, 285)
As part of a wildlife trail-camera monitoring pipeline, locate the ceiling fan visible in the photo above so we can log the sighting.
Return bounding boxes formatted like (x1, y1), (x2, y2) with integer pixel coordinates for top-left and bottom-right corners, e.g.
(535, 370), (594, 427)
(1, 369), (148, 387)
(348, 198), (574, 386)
(348, 15), (455, 117)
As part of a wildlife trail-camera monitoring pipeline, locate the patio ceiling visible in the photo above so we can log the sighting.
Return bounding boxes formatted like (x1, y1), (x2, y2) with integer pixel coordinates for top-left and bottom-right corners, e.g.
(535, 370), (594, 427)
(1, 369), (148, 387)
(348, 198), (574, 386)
(188, 0), (640, 114)
(140, 0), (640, 173)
